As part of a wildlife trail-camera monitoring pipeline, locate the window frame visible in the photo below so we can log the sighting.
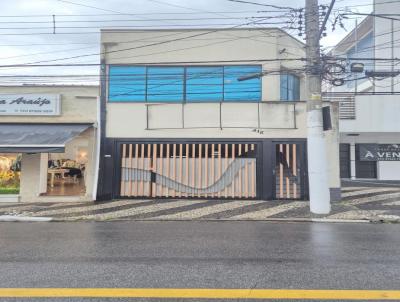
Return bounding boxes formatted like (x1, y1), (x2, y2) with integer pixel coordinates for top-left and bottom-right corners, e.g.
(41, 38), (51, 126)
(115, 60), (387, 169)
(108, 65), (147, 102)
(280, 73), (300, 101)
(107, 64), (262, 103)
(146, 66), (185, 103)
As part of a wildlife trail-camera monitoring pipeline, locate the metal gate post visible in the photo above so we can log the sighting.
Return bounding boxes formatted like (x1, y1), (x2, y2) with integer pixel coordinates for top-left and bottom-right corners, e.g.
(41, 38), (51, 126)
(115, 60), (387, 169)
(261, 140), (274, 200)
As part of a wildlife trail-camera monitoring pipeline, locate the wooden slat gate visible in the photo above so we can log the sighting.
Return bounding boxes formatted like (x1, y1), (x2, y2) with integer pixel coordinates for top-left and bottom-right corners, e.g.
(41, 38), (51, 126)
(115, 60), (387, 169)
(119, 143), (257, 198)
(274, 143), (303, 199)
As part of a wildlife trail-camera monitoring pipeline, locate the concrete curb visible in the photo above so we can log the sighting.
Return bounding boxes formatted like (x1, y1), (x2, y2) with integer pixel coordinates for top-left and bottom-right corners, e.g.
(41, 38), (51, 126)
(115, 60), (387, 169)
(59, 217), (372, 223)
(310, 218), (369, 223)
(0, 215), (53, 222)
(2, 216), (398, 224)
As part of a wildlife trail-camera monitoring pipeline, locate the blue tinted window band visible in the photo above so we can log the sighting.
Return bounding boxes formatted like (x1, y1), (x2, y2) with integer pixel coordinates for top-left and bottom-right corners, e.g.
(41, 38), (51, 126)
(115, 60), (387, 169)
(108, 65), (262, 102)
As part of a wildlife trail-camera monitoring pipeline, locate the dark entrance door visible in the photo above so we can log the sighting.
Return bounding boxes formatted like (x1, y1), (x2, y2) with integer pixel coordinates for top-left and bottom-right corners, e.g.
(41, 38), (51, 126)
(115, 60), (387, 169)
(340, 144), (351, 178)
(273, 143), (303, 200)
(355, 144), (377, 178)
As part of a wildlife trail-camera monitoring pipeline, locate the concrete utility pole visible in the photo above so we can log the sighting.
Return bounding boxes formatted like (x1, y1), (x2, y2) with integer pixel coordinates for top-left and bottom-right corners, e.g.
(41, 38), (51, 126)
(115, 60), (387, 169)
(305, 0), (331, 214)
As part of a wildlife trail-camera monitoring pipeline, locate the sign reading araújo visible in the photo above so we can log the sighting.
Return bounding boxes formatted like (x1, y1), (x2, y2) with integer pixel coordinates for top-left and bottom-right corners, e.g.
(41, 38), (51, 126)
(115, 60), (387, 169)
(359, 144), (400, 161)
(0, 94), (61, 116)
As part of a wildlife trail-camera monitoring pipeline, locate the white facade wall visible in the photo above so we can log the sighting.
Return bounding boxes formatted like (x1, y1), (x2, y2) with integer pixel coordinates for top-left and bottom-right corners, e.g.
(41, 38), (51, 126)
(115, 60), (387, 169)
(340, 95), (400, 134)
(102, 28), (309, 139)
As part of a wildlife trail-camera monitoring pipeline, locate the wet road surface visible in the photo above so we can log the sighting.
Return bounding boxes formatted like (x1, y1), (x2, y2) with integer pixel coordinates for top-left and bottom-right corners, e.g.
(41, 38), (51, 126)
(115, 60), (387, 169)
(0, 221), (399, 301)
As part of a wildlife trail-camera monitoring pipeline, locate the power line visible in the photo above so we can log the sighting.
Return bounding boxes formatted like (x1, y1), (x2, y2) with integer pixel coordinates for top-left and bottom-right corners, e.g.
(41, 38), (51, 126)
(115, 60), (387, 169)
(0, 16), (285, 24)
(56, 0), (130, 15)
(332, 0), (400, 9)
(55, 0), (195, 30)
(0, 11), (267, 18)
(0, 26), (289, 47)
(1, 18), (288, 65)
(108, 30), (302, 62)
(342, 12), (400, 22)
(227, 0), (296, 10)
(0, 22), (291, 30)
(0, 67), (307, 78)
(0, 45), (96, 60)
(0, 31), (206, 64)
(0, 29), (302, 65)
(0, 42), (98, 47)
(0, 58), (307, 68)
(323, 21), (400, 50)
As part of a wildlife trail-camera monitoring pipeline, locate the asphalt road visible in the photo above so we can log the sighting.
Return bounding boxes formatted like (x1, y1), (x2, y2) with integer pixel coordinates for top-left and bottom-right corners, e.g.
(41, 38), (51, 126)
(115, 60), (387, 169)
(0, 221), (399, 301)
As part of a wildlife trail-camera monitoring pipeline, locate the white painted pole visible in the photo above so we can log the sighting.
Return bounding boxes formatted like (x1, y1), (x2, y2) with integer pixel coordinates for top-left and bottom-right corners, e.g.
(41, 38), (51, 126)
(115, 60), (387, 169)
(305, 0), (331, 214)
(307, 95), (331, 214)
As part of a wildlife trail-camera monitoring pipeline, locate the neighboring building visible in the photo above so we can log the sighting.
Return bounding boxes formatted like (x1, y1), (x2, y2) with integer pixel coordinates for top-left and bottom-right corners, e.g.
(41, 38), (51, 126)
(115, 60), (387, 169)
(0, 85), (99, 203)
(97, 28), (341, 201)
(330, 0), (400, 181)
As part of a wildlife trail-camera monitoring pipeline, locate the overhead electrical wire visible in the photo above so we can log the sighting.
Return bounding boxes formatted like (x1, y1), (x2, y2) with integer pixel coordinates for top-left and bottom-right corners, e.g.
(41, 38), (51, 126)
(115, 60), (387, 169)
(0, 16), (287, 24)
(0, 58), (307, 68)
(0, 22), (292, 30)
(0, 5), (298, 65)
(0, 17), (292, 65)
(322, 22), (400, 50)
(0, 11), (269, 18)
(226, 0), (296, 11)
(0, 0), (396, 88)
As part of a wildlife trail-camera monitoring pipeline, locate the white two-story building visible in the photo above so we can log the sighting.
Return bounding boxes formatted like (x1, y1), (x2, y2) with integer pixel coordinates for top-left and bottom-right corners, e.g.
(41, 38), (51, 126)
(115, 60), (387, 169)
(330, 0), (400, 181)
(96, 28), (341, 201)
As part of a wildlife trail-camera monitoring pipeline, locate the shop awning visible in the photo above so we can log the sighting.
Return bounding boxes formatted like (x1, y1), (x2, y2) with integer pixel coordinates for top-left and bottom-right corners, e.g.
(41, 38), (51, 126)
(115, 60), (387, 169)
(0, 124), (92, 153)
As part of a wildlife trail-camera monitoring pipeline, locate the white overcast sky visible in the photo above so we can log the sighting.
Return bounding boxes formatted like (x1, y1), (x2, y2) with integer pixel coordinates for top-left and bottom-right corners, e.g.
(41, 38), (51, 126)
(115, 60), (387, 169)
(0, 0), (374, 85)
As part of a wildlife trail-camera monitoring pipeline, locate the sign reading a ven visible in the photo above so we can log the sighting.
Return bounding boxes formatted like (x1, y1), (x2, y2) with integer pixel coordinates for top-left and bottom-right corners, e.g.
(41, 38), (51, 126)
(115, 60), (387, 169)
(0, 94), (61, 116)
(359, 144), (400, 161)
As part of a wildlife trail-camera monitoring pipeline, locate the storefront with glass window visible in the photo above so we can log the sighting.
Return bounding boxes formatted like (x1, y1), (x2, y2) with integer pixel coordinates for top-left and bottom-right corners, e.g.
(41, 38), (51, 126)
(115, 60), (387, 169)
(0, 86), (99, 203)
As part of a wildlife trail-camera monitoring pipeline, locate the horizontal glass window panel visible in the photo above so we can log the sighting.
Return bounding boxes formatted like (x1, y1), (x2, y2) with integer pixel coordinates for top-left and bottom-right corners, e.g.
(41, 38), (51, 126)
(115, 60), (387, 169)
(108, 66), (146, 102)
(108, 65), (263, 102)
(223, 65), (261, 101)
(147, 67), (184, 102)
(186, 67), (223, 102)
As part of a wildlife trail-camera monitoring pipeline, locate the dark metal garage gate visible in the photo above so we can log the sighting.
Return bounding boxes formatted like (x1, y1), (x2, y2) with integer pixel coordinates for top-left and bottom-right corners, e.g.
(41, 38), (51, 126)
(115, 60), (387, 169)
(104, 139), (308, 201)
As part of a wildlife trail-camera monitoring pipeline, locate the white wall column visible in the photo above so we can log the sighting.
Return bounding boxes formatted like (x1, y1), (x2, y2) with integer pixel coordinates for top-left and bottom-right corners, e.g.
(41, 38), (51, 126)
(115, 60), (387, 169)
(20, 153), (41, 202)
(350, 143), (356, 179)
(38, 153), (48, 194)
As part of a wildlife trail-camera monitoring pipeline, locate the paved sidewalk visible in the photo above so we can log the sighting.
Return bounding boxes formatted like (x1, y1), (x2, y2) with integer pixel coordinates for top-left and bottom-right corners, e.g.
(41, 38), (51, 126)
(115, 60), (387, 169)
(1, 185), (400, 222)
